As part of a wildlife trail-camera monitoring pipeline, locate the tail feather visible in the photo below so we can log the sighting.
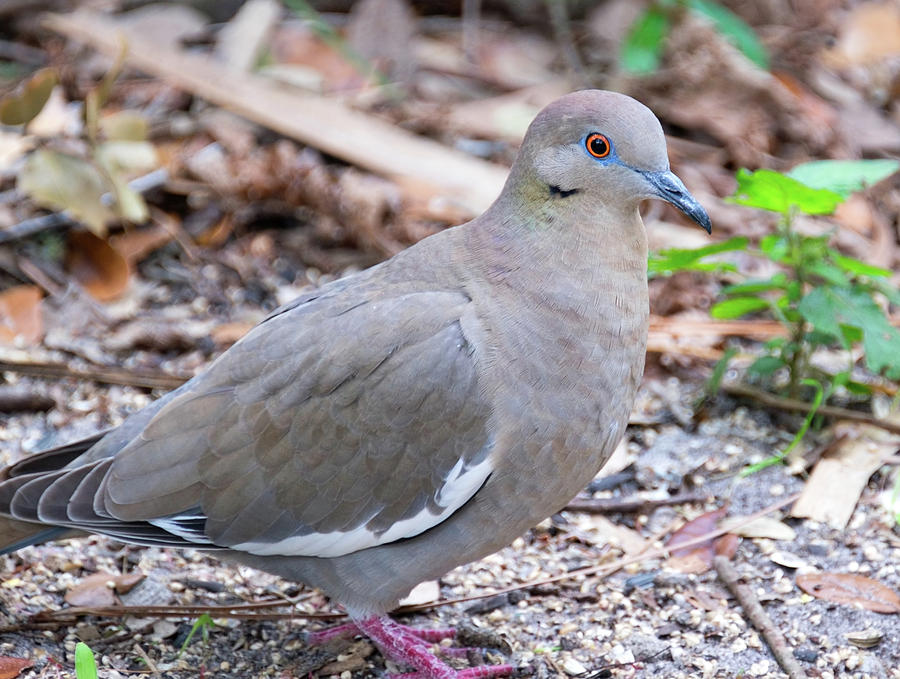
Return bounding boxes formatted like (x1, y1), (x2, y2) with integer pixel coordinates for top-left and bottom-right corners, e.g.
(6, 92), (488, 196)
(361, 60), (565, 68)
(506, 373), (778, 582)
(0, 517), (74, 556)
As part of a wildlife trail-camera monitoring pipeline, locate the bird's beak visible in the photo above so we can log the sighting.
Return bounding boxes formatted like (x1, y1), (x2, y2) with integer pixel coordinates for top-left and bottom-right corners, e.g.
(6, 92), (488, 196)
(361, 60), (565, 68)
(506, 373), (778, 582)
(643, 170), (712, 233)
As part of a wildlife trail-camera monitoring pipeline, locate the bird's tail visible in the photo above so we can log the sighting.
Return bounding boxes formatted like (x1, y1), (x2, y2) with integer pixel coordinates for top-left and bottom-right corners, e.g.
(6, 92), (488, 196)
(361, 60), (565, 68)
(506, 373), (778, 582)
(0, 432), (105, 555)
(0, 518), (70, 555)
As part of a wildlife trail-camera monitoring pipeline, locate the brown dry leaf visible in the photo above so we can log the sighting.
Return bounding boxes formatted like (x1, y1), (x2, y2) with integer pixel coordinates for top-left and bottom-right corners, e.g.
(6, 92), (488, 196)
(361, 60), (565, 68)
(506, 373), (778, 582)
(665, 507), (738, 574)
(66, 231), (131, 301)
(109, 223), (174, 264)
(792, 423), (899, 529)
(0, 285), (43, 345)
(0, 656), (33, 679)
(824, 3), (900, 67)
(65, 572), (118, 607)
(721, 516), (796, 541)
(113, 572), (145, 594)
(797, 573), (900, 614)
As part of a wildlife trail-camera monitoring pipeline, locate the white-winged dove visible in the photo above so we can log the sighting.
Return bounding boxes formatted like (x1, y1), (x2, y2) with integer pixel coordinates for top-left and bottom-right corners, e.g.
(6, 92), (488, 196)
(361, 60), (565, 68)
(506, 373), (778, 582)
(0, 90), (710, 678)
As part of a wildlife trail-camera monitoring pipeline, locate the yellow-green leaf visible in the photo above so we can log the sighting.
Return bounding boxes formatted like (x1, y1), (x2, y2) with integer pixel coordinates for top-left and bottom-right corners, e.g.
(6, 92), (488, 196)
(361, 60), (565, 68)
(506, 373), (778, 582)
(100, 110), (149, 141)
(0, 68), (58, 126)
(18, 149), (114, 236)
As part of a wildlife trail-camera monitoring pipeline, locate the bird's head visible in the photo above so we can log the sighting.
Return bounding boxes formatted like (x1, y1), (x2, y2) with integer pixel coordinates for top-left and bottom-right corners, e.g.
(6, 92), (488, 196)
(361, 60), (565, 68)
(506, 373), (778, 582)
(508, 89), (711, 233)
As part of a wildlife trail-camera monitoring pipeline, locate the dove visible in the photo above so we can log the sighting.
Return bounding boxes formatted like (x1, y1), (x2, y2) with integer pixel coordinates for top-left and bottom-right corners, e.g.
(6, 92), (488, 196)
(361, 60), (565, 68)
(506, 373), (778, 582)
(0, 90), (710, 678)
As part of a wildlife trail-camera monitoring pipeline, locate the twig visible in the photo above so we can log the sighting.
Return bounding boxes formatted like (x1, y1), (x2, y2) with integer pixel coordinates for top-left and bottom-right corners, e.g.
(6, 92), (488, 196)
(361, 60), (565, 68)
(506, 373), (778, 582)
(724, 382), (900, 436)
(132, 644), (159, 675)
(0, 170), (170, 245)
(0, 359), (188, 390)
(0, 213), (70, 245)
(714, 555), (809, 679)
(564, 491), (706, 514)
(10, 493), (800, 630)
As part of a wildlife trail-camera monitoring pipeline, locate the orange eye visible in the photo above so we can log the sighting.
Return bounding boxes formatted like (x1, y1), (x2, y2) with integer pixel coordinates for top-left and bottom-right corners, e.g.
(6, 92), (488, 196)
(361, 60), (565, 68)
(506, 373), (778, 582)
(586, 133), (611, 159)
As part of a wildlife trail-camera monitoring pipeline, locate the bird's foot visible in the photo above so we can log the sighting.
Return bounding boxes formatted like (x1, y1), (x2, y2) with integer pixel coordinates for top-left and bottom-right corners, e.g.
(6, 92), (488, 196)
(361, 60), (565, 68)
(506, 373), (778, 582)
(351, 615), (513, 679)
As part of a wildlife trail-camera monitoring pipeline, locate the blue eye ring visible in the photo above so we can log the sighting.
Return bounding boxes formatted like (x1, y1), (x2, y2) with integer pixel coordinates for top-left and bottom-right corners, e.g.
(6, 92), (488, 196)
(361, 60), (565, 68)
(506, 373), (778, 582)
(585, 133), (611, 159)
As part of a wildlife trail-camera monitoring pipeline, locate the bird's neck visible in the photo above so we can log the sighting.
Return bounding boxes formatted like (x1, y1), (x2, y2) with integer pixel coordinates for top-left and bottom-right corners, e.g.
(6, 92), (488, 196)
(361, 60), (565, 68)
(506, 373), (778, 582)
(468, 187), (650, 301)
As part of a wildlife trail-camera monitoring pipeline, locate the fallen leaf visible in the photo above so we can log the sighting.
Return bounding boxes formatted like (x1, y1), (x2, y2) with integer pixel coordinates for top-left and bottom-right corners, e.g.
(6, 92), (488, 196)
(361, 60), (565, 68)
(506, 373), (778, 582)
(0, 68), (58, 126)
(109, 223), (173, 264)
(665, 507), (738, 574)
(0, 285), (43, 345)
(796, 573), (900, 614)
(18, 149), (114, 236)
(792, 423), (899, 529)
(398, 580), (440, 607)
(66, 231), (131, 301)
(100, 110), (149, 142)
(65, 572), (118, 607)
(721, 516), (796, 541)
(824, 3), (900, 67)
(113, 572), (145, 594)
(0, 656), (33, 679)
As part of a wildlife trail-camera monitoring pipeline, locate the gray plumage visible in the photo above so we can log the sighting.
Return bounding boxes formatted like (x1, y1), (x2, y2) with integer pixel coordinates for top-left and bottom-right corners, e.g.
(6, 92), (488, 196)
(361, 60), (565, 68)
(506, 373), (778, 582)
(0, 90), (710, 619)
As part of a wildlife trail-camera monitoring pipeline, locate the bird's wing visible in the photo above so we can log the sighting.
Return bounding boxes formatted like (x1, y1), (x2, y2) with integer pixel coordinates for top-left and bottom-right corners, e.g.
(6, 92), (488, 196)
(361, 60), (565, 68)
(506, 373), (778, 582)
(2, 280), (494, 558)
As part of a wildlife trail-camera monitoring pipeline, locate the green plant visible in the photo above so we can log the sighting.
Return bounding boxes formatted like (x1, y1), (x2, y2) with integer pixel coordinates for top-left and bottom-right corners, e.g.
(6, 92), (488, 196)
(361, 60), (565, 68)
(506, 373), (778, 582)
(74, 642), (98, 679)
(622, 0), (768, 74)
(178, 613), (216, 657)
(652, 159), (899, 406)
(716, 161), (900, 397)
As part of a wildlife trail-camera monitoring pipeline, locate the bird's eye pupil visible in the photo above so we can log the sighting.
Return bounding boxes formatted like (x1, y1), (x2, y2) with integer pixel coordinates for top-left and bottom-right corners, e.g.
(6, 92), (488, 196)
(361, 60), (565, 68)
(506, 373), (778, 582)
(586, 133), (610, 158)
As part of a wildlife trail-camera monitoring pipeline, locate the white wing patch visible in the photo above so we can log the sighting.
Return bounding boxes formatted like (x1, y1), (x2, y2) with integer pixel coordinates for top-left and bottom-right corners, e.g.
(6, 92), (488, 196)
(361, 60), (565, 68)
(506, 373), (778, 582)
(230, 455), (493, 558)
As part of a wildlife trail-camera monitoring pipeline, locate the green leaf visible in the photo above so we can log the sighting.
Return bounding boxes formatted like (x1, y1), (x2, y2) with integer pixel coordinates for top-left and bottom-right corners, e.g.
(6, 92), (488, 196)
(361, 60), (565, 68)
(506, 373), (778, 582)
(621, 7), (670, 74)
(686, 0), (769, 70)
(729, 168), (844, 215)
(748, 355), (785, 376)
(788, 159), (900, 198)
(759, 234), (789, 261)
(710, 296), (770, 319)
(75, 642), (98, 679)
(722, 274), (788, 295)
(807, 261), (850, 286)
(648, 236), (747, 275)
(830, 252), (891, 278)
(798, 287), (900, 379)
(845, 380), (872, 396)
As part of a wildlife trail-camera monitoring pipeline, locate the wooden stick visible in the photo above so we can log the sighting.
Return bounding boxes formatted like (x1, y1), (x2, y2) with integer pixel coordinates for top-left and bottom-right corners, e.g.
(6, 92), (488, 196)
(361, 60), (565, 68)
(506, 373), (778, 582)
(564, 491), (706, 514)
(0, 359), (187, 390)
(714, 555), (809, 679)
(42, 10), (508, 218)
(724, 382), (900, 436)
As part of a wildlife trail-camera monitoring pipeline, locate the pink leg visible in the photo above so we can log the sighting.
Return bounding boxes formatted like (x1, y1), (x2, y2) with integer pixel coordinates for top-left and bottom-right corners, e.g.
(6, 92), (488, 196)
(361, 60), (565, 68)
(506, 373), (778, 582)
(353, 615), (514, 679)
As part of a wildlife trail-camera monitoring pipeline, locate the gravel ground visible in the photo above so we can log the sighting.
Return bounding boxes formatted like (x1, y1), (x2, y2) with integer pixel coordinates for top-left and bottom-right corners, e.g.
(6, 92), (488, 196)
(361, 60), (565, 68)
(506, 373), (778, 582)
(2, 372), (899, 679)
